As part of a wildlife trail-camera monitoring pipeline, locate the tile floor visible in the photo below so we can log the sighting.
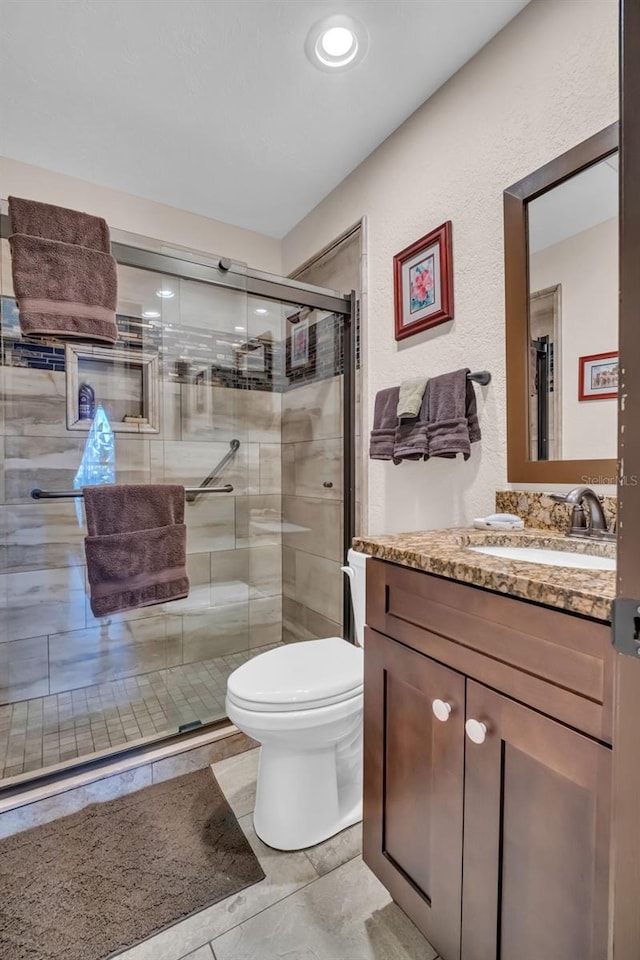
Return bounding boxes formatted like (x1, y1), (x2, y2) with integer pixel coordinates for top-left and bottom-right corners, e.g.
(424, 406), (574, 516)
(113, 748), (439, 960)
(0, 645), (281, 782)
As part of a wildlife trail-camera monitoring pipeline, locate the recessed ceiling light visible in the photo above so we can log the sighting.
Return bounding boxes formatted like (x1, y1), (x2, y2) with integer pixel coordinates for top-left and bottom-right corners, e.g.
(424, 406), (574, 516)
(142, 310), (161, 319)
(235, 325), (246, 332)
(305, 15), (368, 72)
(320, 26), (355, 60)
(156, 288), (175, 299)
(254, 308), (268, 315)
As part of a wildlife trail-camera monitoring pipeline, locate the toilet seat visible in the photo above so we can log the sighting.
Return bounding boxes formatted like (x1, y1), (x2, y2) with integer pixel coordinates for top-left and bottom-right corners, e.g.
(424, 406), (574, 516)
(226, 637), (363, 713)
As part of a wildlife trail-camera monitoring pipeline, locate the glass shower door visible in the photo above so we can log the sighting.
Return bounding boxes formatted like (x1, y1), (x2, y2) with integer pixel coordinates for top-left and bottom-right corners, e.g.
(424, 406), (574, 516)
(164, 274), (261, 733)
(0, 222), (352, 787)
(0, 251), (263, 783)
(280, 305), (347, 646)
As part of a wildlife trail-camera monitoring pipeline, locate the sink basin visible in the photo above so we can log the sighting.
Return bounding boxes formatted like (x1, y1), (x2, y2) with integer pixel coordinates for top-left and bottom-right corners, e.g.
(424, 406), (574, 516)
(468, 545), (615, 571)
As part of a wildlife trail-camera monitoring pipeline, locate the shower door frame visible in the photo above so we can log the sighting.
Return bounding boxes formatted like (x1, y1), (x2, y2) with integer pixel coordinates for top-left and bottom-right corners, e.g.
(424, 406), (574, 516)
(0, 213), (356, 794)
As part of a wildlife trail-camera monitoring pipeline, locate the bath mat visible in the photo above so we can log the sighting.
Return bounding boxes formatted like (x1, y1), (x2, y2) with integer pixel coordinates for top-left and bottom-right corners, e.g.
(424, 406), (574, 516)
(0, 767), (265, 960)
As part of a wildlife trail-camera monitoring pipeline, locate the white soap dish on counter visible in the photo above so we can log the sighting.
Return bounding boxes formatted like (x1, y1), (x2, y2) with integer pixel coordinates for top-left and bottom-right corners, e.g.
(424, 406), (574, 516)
(473, 513), (524, 531)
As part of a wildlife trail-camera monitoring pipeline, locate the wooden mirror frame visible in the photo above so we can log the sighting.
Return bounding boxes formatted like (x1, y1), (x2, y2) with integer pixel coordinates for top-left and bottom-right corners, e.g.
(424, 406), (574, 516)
(504, 122), (619, 483)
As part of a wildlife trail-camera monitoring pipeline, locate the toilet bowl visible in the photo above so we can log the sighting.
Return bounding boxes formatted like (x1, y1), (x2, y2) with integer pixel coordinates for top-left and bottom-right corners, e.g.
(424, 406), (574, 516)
(225, 549), (367, 851)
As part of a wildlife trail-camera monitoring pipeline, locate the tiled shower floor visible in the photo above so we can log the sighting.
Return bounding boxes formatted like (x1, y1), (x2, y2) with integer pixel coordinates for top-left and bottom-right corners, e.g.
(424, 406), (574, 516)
(0, 644), (280, 782)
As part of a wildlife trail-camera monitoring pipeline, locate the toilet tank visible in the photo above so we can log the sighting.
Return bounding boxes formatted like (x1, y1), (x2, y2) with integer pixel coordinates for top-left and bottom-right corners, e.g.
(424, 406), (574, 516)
(342, 549), (368, 647)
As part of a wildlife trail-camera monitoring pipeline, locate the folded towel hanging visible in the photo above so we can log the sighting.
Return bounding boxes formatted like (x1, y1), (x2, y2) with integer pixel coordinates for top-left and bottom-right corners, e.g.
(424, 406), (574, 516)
(465, 378), (481, 444)
(8, 196), (118, 344)
(427, 367), (481, 460)
(369, 387), (400, 461)
(371, 371), (487, 464)
(8, 234), (119, 343)
(8, 196), (111, 252)
(393, 382), (430, 463)
(83, 484), (189, 618)
(397, 378), (428, 420)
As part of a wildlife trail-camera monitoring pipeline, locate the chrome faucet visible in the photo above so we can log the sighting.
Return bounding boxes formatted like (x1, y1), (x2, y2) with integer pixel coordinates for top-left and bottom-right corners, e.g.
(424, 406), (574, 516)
(549, 486), (615, 541)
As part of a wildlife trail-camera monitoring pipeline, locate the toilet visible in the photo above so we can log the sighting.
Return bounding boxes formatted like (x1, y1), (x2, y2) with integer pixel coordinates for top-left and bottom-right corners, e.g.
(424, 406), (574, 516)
(225, 548), (367, 851)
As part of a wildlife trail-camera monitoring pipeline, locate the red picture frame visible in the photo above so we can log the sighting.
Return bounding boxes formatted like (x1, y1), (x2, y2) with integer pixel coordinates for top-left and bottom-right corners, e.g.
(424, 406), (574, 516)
(578, 351), (619, 401)
(393, 221), (454, 341)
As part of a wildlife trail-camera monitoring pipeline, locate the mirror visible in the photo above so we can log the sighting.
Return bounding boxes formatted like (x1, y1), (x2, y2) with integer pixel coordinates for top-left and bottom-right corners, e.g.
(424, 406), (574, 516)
(528, 154), (618, 461)
(504, 123), (619, 483)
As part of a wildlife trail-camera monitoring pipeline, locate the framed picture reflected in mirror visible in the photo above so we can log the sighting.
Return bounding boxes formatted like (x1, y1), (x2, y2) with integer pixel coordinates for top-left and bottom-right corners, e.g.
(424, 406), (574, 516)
(579, 351), (618, 401)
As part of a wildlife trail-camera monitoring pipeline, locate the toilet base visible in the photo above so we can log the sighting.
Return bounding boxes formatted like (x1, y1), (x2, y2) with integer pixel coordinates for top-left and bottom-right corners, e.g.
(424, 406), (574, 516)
(252, 725), (362, 851)
(254, 797), (362, 852)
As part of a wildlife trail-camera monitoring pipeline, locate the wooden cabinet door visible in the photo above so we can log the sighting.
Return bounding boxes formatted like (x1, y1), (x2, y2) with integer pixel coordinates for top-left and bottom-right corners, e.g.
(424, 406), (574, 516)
(461, 680), (611, 960)
(363, 627), (465, 960)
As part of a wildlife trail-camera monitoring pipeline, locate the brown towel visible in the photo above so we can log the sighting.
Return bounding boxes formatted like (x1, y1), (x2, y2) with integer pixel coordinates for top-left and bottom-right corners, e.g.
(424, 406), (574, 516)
(8, 196), (111, 251)
(83, 484), (189, 618)
(369, 387), (400, 461)
(8, 234), (118, 343)
(466, 379), (481, 444)
(393, 382), (430, 463)
(427, 368), (480, 460)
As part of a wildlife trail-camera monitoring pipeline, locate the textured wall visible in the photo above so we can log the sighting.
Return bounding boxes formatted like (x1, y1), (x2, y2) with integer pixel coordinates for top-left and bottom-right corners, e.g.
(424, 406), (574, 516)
(0, 156), (282, 273)
(282, 0), (619, 535)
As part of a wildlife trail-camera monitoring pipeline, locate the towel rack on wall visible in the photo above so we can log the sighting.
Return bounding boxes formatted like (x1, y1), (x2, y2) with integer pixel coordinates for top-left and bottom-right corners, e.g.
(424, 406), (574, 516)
(467, 371), (491, 385)
(30, 485), (234, 500)
(30, 437), (242, 502)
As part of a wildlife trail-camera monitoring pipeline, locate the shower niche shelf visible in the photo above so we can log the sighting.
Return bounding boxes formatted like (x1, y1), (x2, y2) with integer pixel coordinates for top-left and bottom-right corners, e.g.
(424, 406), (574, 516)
(65, 343), (160, 434)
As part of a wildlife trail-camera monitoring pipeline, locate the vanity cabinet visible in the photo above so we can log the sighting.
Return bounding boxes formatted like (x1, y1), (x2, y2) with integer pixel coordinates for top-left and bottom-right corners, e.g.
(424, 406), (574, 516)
(363, 559), (613, 960)
(461, 680), (610, 960)
(364, 628), (465, 960)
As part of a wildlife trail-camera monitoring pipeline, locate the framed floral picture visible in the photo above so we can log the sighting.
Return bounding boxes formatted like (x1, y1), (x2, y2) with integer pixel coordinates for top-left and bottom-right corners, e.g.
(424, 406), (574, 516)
(393, 221), (454, 341)
(578, 351), (619, 400)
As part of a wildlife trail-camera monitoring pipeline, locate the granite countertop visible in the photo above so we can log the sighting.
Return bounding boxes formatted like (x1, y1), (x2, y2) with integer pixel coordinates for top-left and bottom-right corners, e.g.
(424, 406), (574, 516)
(353, 527), (616, 622)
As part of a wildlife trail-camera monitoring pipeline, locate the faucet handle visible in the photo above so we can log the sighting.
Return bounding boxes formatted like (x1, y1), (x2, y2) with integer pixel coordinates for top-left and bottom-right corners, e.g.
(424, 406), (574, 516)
(569, 504), (587, 531)
(548, 492), (569, 503)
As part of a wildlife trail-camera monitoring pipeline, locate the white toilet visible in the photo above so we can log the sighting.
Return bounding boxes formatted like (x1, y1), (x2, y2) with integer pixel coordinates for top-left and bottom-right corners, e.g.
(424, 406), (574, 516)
(225, 548), (367, 851)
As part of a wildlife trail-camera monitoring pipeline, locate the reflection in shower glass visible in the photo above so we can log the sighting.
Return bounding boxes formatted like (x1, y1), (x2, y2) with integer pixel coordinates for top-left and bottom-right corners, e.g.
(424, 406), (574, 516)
(73, 404), (116, 522)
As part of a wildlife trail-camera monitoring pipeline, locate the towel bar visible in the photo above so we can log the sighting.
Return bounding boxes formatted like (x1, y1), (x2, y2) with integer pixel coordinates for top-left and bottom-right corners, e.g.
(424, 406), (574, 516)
(467, 371), (491, 385)
(30, 484), (234, 500)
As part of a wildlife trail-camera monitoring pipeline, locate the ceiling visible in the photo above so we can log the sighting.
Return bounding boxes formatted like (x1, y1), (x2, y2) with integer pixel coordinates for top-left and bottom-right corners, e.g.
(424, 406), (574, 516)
(0, 0), (529, 238)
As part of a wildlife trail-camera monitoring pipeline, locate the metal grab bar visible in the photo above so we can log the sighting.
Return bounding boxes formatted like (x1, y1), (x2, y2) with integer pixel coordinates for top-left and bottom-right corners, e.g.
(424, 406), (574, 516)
(186, 438), (241, 503)
(30, 484), (234, 500)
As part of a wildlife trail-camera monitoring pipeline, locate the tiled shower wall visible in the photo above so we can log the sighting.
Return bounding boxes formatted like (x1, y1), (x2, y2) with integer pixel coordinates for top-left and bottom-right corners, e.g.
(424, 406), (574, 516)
(0, 364), (284, 707)
(281, 226), (362, 643)
(281, 375), (344, 643)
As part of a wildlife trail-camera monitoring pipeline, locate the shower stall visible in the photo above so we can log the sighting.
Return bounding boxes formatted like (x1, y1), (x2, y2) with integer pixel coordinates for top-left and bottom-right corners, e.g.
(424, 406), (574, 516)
(0, 217), (358, 789)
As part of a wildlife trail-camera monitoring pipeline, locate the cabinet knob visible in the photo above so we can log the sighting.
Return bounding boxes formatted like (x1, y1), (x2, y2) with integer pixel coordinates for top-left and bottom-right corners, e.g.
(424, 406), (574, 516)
(465, 718), (488, 744)
(432, 699), (453, 722)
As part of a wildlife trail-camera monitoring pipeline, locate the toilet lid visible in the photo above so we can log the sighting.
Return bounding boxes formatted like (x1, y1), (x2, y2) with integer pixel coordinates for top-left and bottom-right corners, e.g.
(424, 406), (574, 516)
(226, 637), (363, 712)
